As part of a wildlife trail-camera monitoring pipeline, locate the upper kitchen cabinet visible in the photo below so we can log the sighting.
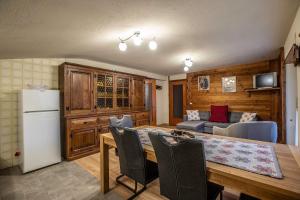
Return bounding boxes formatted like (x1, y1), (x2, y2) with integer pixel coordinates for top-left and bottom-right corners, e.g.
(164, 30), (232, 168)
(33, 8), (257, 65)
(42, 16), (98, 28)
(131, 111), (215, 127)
(95, 72), (114, 111)
(59, 64), (95, 116)
(131, 77), (145, 111)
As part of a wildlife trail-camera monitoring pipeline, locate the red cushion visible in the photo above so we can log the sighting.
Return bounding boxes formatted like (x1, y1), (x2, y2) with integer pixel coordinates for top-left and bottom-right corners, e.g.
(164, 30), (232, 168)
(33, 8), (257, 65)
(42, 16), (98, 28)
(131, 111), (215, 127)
(209, 105), (229, 123)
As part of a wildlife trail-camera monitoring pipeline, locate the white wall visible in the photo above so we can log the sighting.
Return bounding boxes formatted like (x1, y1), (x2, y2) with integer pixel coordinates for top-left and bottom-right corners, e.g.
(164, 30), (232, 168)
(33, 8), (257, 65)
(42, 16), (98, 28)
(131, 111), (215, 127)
(169, 73), (187, 80)
(156, 80), (169, 125)
(286, 65), (297, 145)
(284, 5), (300, 145)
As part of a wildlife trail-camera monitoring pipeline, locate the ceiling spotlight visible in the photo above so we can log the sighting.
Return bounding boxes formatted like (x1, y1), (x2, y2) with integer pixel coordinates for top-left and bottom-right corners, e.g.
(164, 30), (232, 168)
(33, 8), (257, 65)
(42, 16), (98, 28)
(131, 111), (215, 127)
(184, 58), (193, 67)
(133, 32), (142, 46)
(149, 39), (157, 50)
(184, 66), (189, 72)
(118, 41), (127, 51)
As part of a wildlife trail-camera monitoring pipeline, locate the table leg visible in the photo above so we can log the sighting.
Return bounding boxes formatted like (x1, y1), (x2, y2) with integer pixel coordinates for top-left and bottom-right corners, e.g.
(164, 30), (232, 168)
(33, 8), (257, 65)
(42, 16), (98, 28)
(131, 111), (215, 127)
(100, 135), (109, 193)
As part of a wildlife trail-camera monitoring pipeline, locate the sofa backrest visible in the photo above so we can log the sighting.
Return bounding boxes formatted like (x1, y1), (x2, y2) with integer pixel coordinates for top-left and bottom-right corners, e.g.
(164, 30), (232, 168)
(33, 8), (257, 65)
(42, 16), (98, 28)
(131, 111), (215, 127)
(183, 110), (257, 122)
(199, 111), (210, 121)
(228, 112), (243, 123)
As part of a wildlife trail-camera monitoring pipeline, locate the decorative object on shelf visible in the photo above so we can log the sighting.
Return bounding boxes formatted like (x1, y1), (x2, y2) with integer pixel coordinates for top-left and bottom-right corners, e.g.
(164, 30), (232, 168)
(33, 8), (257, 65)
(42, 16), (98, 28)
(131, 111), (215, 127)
(118, 31), (157, 51)
(198, 75), (210, 91)
(183, 57), (193, 72)
(285, 33), (300, 66)
(222, 76), (236, 92)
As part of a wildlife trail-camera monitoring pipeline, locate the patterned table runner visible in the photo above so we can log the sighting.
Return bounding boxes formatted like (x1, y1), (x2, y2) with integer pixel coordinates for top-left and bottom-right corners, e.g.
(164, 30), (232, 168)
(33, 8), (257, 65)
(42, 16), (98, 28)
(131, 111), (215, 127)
(136, 127), (283, 179)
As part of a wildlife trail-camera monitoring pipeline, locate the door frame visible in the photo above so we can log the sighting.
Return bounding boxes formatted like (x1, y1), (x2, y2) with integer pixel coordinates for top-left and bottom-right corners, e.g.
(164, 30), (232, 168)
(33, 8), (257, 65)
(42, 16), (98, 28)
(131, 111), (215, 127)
(169, 79), (187, 126)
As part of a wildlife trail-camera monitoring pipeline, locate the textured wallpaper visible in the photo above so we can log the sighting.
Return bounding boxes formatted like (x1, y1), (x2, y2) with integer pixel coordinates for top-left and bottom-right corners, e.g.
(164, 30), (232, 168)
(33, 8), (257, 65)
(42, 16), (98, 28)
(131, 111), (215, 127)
(0, 58), (65, 169)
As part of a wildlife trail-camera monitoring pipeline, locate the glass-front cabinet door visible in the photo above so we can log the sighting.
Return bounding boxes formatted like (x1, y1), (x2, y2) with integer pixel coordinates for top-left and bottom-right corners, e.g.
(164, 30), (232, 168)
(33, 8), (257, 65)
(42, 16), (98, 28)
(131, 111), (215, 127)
(96, 73), (114, 110)
(116, 76), (130, 109)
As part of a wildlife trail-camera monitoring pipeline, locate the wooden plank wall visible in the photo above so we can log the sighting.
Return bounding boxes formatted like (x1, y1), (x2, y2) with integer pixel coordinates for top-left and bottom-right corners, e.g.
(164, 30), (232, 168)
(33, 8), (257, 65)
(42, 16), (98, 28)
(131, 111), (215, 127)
(187, 58), (284, 142)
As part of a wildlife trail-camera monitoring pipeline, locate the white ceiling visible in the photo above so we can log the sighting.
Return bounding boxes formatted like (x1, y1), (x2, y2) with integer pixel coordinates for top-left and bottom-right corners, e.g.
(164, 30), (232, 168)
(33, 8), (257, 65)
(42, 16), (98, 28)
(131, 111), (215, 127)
(0, 0), (299, 75)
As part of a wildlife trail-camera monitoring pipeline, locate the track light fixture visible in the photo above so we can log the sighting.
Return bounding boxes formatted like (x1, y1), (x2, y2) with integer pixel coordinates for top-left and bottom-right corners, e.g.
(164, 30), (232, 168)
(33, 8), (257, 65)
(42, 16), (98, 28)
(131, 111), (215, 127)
(183, 57), (193, 72)
(118, 31), (157, 51)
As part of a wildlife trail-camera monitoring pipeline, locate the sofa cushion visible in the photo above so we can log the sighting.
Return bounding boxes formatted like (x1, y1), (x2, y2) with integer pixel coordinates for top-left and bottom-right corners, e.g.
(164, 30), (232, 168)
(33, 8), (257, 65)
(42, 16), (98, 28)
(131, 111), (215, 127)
(240, 112), (257, 122)
(209, 105), (229, 123)
(229, 112), (243, 123)
(204, 122), (233, 128)
(199, 111), (210, 121)
(176, 121), (205, 131)
(187, 110), (200, 121)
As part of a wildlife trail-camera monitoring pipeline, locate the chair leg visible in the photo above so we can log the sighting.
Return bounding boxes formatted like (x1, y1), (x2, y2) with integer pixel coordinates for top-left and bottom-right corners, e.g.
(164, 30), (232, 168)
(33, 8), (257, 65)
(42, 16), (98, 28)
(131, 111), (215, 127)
(219, 191), (223, 200)
(116, 174), (147, 200)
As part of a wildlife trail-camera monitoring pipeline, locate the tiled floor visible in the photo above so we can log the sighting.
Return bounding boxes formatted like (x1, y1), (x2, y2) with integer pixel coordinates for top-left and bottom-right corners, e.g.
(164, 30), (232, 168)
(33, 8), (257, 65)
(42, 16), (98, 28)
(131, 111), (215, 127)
(0, 162), (121, 200)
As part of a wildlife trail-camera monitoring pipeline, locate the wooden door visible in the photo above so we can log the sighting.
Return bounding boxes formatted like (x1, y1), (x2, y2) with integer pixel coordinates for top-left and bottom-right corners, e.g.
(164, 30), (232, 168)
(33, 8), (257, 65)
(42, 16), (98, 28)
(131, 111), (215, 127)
(66, 68), (95, 115)
(169, 80), (187, 126)
(70, 127), (98, 155)
(131, 77), (145, 110)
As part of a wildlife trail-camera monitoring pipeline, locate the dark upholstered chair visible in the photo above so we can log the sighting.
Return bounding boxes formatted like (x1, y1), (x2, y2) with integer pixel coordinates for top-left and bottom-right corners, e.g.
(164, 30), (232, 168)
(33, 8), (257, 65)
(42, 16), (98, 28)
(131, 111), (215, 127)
(149, 132), (224, 200)
(109, 115), (133, 128)
(109, 126), (158, 199)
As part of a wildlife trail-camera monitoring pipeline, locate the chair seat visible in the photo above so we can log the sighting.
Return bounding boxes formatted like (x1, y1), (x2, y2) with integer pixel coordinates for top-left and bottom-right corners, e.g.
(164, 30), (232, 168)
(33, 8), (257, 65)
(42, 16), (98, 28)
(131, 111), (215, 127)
(207, 182), (224, 200)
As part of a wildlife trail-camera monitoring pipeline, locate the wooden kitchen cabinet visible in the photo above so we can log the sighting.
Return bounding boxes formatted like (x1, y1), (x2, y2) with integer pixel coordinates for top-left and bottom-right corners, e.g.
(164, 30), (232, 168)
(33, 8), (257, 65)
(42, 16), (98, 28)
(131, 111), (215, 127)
(69, 127), (98, 156)
(61, 66), (95, 116)
(131, 77), (145, 111)
(59, 62), (153, 160)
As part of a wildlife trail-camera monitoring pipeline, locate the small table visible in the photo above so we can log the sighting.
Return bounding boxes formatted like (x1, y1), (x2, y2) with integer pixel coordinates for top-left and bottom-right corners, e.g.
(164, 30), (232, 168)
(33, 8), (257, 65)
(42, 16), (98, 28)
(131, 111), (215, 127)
(100, 126), (300, 200)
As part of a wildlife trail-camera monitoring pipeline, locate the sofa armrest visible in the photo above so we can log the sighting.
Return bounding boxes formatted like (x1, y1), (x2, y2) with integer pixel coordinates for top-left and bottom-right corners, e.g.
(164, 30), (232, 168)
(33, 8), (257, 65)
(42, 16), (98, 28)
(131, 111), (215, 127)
(212, 126), (228, 136)
(183, 115), (188, 121)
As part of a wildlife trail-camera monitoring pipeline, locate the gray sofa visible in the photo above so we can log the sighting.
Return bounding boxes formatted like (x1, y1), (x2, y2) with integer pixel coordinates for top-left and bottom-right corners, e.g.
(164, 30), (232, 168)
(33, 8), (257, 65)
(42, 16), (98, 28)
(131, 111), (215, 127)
(212, 121), (277, 143)
(176, 111), (256, 133)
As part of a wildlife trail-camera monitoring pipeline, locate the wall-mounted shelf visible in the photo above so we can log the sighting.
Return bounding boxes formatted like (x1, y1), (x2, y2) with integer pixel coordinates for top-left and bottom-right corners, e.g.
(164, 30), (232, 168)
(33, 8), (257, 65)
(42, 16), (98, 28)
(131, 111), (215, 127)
(245, 87), (280, 96)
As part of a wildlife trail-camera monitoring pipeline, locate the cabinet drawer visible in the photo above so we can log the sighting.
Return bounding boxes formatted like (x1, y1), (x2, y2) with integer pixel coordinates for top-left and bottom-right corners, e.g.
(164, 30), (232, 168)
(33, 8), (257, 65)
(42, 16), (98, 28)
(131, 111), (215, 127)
(136, 119), (149, 127)
(98, 116), (110, 125)
(135, 112), (149, 120)
(70, 117), (98, 129)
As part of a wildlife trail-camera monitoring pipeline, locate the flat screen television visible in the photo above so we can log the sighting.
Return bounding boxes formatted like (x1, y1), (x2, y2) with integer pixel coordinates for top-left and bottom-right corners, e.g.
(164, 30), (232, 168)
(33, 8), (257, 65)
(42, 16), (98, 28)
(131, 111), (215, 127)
(253, 72), (277, 89)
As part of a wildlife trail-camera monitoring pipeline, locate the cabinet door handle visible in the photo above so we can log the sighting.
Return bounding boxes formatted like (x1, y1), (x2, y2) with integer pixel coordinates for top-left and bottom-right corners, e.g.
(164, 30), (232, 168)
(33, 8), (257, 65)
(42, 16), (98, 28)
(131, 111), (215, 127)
(66, 106), (70, 111)
(83, 122), (88, 124)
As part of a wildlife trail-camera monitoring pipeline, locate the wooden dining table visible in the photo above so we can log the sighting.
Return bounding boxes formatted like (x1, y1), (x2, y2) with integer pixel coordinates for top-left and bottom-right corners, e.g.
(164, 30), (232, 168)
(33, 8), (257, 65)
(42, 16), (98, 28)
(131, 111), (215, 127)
(99, 126), (300, 200)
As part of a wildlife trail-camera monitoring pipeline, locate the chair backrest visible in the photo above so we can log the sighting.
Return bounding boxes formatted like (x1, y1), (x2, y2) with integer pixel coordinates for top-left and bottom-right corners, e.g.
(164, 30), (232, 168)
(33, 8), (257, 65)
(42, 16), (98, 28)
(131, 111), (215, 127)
(228, 121), (278, 143)
(109, 126), (147, 184)
(109, 115), (133, 128)
(149, 132), (207, 200)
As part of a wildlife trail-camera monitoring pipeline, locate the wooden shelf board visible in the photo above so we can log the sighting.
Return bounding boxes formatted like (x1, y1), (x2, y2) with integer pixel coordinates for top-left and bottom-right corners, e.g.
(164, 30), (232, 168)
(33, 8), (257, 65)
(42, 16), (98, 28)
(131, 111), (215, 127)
(244, 87), (280, 92)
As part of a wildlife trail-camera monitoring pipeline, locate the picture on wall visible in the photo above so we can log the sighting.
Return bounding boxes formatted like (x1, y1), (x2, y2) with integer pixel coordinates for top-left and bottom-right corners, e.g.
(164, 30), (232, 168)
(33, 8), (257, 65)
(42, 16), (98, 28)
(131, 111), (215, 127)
(198, 76), (210, 90)
(222, 76), (236, 92)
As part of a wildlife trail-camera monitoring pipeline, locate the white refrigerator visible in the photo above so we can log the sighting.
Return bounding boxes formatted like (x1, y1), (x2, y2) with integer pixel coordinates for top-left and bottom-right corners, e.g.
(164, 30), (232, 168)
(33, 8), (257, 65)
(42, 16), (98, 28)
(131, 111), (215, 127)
(19, 89), (62, 173)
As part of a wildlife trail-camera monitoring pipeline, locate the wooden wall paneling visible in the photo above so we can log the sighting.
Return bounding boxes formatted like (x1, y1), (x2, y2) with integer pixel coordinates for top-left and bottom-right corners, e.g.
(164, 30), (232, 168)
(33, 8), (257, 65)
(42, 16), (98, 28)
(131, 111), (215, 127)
(186, 59), (283, 142)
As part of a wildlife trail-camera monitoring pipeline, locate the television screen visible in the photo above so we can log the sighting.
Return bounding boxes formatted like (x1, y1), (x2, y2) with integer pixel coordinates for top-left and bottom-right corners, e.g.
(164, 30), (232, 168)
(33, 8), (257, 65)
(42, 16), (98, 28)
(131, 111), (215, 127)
(255, 73), (276, 88)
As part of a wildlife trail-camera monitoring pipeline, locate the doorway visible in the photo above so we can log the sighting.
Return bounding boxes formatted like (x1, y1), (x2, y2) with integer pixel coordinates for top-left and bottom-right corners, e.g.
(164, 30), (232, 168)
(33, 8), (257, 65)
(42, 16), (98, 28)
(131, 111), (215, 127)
(169, 80), (187, 126)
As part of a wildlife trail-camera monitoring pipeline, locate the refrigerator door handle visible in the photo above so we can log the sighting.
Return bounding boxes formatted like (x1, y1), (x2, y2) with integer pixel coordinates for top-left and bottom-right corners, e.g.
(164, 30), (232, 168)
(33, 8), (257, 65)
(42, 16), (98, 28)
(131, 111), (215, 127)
(24, 110), (59, 113)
